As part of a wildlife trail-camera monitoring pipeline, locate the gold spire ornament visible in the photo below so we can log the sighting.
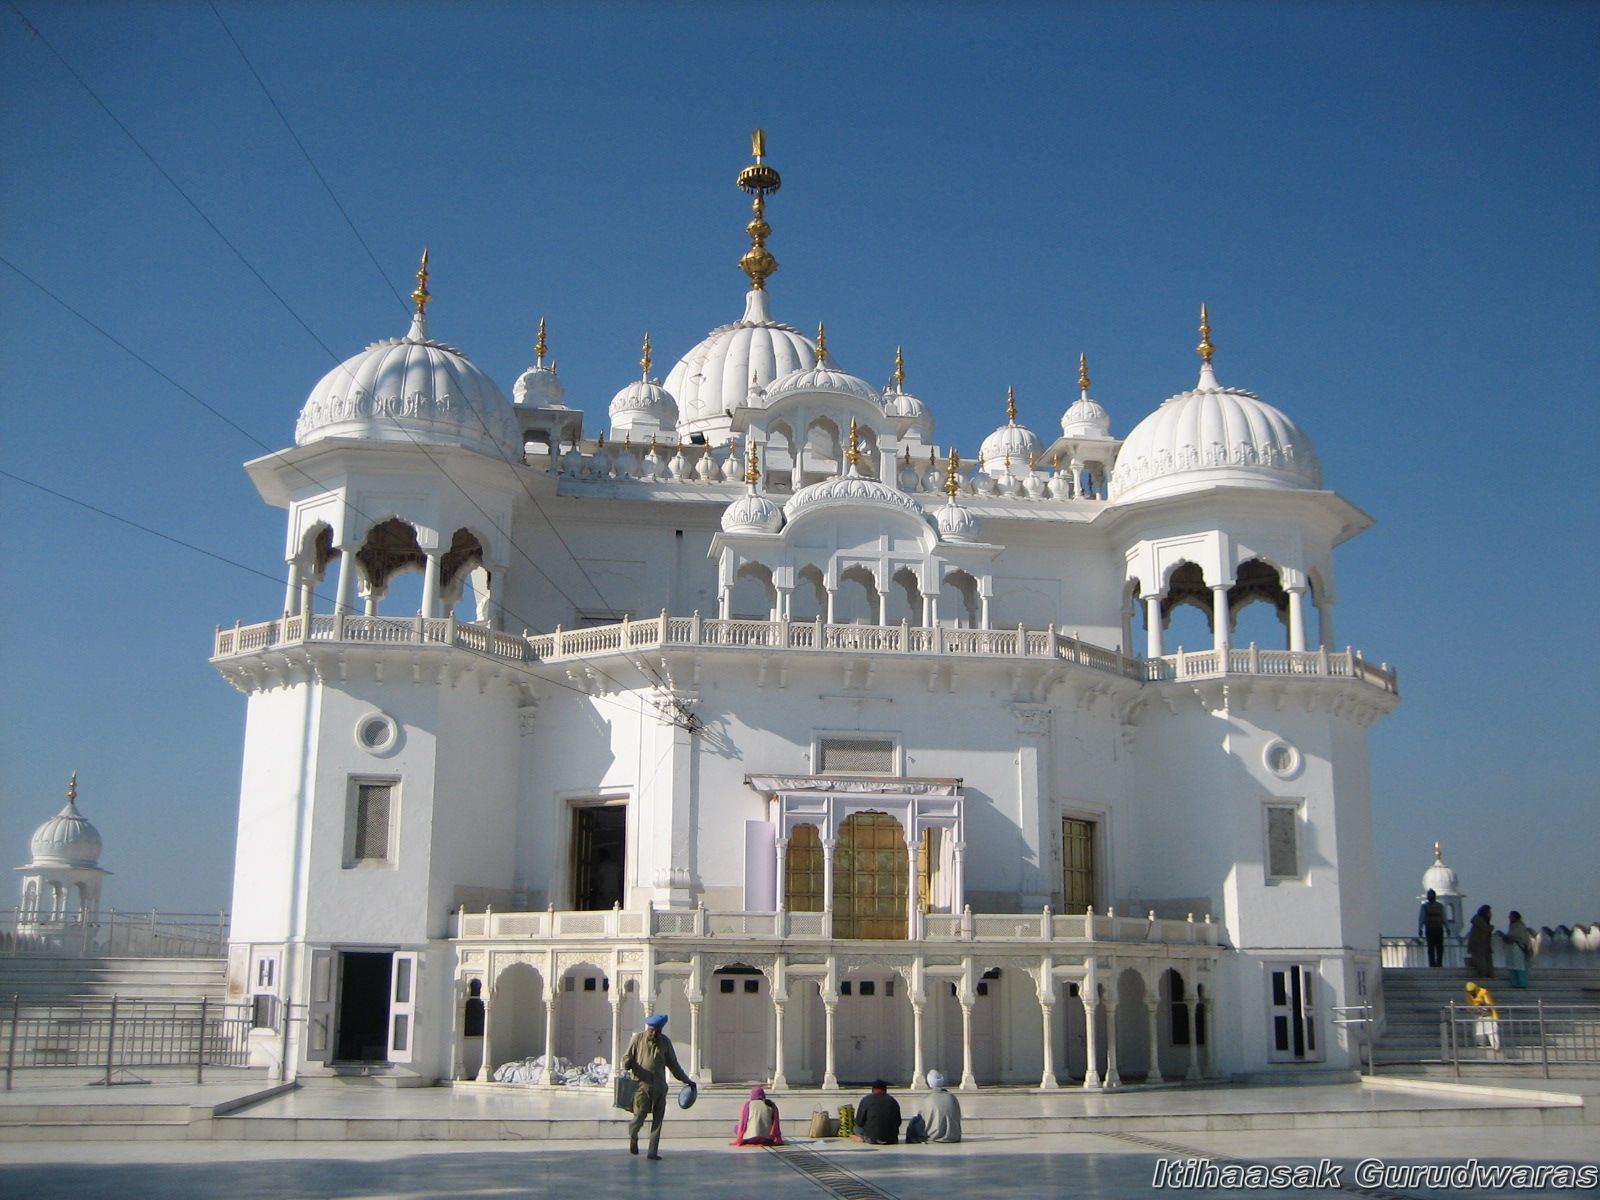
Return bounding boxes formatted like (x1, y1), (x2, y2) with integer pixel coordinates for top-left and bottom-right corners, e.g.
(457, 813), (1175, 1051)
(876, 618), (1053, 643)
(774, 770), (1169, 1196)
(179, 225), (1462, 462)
(641, 332), (653, 380)
(816, 321), (828, 364)
(67, 771), (78, 803)
(535, 317), (549, 367)
(1006, 385), (1017, 424)
(1079, 352), (1091, 395)
(847, 416), (860, 469)
(944, 448), (961, 497)
(1197, 303), (1215, 364)
(737, 129), (782, 289)
(893, 346), (906, 391)
(746, 437), (761, 485)
(411, 248), (431, 315)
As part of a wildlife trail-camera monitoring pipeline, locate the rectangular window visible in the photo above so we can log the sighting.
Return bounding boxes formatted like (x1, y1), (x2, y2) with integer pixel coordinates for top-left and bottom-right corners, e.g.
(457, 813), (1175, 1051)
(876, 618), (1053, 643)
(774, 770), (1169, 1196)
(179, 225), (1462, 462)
(1062, 817), (1097, 913)
(346, 781), (395, 865)
(251, 994), (277, 1030)
(1265, 803), (1301, 881)
(816, 736), (896, 775)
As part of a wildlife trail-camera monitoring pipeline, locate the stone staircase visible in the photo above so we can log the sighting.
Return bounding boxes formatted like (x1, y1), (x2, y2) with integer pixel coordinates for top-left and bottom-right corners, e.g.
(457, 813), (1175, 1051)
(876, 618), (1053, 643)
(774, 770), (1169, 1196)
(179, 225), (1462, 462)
(1376, 967), (1600, 1067)
(0, 956), (227, 1007)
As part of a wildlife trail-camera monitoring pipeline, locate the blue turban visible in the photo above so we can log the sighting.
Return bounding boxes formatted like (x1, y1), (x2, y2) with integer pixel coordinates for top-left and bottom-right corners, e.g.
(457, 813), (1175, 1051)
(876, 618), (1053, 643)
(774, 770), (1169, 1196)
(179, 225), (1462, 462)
(645, 1013), (668, 1029)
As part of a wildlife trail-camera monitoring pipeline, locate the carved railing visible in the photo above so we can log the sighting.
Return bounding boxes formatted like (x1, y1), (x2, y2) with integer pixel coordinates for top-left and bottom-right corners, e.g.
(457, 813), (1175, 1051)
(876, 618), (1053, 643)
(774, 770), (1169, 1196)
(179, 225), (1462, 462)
(215, 613), (1395, 695)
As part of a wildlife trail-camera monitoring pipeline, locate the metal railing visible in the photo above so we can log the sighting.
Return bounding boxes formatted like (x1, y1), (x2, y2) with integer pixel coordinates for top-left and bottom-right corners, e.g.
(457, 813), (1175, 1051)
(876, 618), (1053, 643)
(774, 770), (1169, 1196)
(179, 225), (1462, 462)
(1332, 1004), (1378, 1075)
(2, 994), (255, 1089)
(1381, 931), (1600, 970)
(1441, 1001), (1600, 1078)
(1, 910), (229, 958)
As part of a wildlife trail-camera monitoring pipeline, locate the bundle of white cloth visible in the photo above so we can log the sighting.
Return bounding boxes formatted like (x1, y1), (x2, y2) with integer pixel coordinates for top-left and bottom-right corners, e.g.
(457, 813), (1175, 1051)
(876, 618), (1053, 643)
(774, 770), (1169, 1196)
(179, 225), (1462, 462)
(492, 1054), (612, 1087)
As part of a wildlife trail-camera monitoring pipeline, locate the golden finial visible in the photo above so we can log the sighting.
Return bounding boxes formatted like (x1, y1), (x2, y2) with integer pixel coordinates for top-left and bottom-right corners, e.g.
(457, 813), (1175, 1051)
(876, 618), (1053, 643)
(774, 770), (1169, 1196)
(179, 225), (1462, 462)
(816, 321), (828, 364)
(597, 433), (606, 449)
(66, 771), (78, 803)
(1078, 352), (1091, 395)
(1006, 385), (1017, 424)
(535, 317), (548, 366)
(647, 433), (659, 455)
(746, 437), (761, 485)
(411, 248), (431, 315)
(902, 445), (912, 464)
(893, 346), (906, 391)
(641, 332), (653, 380)
(847, 416), (860, 469)
(737, 129), (781, 289)
(1197, 303), (1215, 364)
(624, 433), (633, 449)
(1434, 840), (1443, 861)
(944, 448), (961, 497)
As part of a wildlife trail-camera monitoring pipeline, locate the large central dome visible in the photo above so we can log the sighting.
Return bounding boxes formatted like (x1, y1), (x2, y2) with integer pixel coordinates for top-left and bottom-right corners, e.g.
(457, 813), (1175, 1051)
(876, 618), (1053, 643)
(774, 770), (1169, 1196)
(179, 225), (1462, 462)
(666, 289), (817, 437)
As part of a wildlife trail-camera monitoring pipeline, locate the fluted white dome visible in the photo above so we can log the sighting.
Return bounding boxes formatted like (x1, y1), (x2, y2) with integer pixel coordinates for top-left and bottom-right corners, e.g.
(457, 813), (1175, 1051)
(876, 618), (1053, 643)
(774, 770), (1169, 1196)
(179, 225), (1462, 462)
(1061, 394), (1111, 438)
(513, 364), (566, 408)
(667, 290), (817, 435)
(1109, 364), (1321, 503)
(980, 421), (1043, 472)
(936, 497), (980, 542)
(782, 470), (928, 525)
(1422, 846), (1460, 896)
(297, 314), (521, 459)
(883, 387), (934, 438)
(721, 487), (784, 534)
(30, 797), (102, 869)
(609, 378), (679, 429)
(759, 363), (882, 408)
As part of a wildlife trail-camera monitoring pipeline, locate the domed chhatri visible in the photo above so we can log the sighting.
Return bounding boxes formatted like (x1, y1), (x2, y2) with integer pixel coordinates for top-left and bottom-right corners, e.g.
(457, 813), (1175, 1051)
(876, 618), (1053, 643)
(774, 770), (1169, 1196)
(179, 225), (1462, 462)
(1109, 305), (1321, 503)
(513, 317), (566, 409)
(296, 250), (522, 458)
(980, 387), (1045, 469)
(882, 347), (934, 440)
(1061, 353), (1112, 438)
(720, 441), (784, 535)
(609, 332), (680, 436)
(782, 417), (927, 524)
(936, 448), (980, 542)
(667, 133), (818, 436)
(29, 772), (104, 869)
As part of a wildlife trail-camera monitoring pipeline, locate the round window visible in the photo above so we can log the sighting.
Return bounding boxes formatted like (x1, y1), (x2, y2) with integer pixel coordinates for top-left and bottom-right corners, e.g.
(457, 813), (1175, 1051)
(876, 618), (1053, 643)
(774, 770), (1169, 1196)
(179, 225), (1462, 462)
(1263, 738), (1302, 779)
(355, 712), (399, 755)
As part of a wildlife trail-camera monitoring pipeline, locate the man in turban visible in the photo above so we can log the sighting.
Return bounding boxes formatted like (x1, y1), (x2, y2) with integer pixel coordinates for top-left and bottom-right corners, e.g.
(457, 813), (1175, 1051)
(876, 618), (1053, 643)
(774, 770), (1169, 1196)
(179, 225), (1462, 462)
(622, 1013), (694, 1159)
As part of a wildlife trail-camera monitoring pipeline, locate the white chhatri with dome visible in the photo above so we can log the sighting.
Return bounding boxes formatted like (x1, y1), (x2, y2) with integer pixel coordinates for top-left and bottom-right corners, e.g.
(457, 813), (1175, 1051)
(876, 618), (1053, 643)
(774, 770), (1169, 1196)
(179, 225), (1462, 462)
(211, 132), (1399, 1092)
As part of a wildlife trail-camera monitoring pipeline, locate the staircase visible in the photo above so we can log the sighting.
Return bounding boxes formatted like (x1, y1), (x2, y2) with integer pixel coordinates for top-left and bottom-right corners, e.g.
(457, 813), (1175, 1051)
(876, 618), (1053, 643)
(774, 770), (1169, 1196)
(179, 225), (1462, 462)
(0, 956), (227, 1007)
(1376, 967), (1600, 1067)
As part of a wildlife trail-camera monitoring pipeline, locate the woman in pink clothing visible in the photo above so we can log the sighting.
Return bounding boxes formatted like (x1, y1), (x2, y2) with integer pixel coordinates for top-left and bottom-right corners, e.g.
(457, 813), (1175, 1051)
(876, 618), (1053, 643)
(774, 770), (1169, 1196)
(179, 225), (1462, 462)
(731, 1085), (784, 1146)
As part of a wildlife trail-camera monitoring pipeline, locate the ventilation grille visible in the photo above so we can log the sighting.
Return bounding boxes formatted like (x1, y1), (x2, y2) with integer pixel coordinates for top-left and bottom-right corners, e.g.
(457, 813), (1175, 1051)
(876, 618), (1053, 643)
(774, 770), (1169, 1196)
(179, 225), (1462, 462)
(817, 737), (895, 775)
(354, 784), (392, 860)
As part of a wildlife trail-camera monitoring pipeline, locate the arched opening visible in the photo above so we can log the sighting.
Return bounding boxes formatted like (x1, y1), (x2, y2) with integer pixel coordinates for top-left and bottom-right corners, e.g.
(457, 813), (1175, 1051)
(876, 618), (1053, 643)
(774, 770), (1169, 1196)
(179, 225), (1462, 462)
(856, 425), (880, 479)
(935, 969), (1002, 1085)
(791, 565), (826, 622)
(833, 811), (907, 939)
(1125, 578), (1144, 657)
(439, 529), (489, 623)
(730, 561), (777, 621)
(462, 977), (486, 1079)
(556, 962), (611, 1066)
(804, 417), (841, 483)
(1115, 968), (1150, 1081)
(20, 880), (38, 920)
(766, 422), (795, 492)
(355, 518), (426, 616)
(834, 565), (881, 625)
(1161, 561), (1213, 653)
(886, 567), (924, 626)
(291, 523), (337, 616)
(940, 569), (981, 628)
(488, 962), (545, 1074)
(785, 823), (825, 912)
(709, 964), (773, 1083)
(1159, 968), (1201, 1080)
(1229, 558), (1290, 649)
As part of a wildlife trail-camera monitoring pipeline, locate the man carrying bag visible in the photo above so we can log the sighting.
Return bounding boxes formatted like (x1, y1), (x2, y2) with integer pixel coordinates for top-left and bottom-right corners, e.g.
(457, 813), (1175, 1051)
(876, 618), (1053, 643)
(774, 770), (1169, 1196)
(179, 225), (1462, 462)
(621, 1013), (695, 1159)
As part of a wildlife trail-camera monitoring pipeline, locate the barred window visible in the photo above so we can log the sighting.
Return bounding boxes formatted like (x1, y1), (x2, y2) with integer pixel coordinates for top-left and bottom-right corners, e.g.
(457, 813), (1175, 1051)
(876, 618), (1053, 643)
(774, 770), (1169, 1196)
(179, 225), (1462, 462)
(817, 736), (896, 774)
(1265, 803), (1300, 880)
(347, 781), (395, 865)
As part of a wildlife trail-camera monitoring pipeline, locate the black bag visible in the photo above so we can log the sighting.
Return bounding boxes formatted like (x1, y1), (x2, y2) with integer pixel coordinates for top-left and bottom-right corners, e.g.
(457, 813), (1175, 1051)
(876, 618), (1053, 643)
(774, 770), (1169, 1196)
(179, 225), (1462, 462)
(613, 1075), (639, 1111)
(905, 1113), (928, 1143)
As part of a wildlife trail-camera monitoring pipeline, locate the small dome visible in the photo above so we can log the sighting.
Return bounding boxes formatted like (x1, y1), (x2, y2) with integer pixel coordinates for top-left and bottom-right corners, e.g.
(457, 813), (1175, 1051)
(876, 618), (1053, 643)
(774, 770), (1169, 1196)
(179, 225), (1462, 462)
(760, 363), (883, 409)
(1422, 843), (1460, 897)
(936, 496), (980, 542)
(979, 389), (1044, 468)
(514, 364), (566, 409)
(296, 314), (520, 459)
(1062, 395), (1111, 438)
(609, 378), (679, 429)
(721, 487), (784, 534)
(1109, 363), (1321, 503)
(883, 387), (934, 439)
(782, 470), (929, 525)
(30, 783), (102, 869)
(666, 290), (818, 436)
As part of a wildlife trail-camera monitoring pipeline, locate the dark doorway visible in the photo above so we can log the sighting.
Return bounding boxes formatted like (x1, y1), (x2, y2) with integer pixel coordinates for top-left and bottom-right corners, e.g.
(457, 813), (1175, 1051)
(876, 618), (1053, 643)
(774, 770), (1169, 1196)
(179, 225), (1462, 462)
(572, 804), (627, 910)
(336, 951), (392, 1062)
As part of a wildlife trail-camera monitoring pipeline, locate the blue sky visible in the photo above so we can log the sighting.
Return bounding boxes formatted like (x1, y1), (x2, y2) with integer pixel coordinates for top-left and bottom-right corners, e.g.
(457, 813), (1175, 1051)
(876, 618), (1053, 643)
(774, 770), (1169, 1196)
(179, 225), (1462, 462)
(1, 1), (1595, 932)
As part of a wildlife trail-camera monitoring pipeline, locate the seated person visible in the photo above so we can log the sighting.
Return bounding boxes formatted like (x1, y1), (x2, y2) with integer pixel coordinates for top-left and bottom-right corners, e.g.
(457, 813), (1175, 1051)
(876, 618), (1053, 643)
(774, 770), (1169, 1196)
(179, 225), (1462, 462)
(731, 1085), (783, 1146)
(850, 1080), (902, 1145)
(907, 1070), (962, 1143)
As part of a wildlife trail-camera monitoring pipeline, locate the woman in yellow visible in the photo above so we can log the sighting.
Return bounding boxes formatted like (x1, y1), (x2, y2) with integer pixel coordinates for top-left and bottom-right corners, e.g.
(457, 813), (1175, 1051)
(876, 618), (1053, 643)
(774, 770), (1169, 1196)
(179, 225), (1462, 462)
(1465, 981), (1500, 1052)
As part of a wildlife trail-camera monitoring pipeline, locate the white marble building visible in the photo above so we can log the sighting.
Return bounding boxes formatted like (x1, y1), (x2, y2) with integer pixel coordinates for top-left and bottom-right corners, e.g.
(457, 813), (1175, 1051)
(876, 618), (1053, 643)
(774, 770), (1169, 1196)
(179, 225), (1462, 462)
(213, 133), (1398, 1090)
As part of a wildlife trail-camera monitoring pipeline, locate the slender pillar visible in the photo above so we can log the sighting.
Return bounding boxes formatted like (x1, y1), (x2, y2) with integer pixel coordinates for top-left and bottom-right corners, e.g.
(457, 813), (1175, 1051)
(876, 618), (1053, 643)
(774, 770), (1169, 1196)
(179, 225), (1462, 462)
(1317, 599), (1334, 649)
(821, 839), (836, 913)
(1145, 995), (1165, 1083)
(689, 1000), (703, 1081)
(1145, 595), (1164, 657)
(1103, 996), (1122, 1088)
(421, 552), (441, 618)
(541, 994), (558, 1088)
(877, 589), (888, 626)
(334, 546), (359, 616)
(911, 1001), (926, 1089)
(363, 587), (379, 617)
(822, 1000), (838, 1090)
(284, 560), (303, 617)
(301, 578), (315, 619)
(951, 843), (966, 913)
(1211, 584), (1231, 659)
(609, 995), (623, 1079)
(1039, 990), (1059, 1088)
(979, 592), (991, 630)
(1184, 1001), (1201, 1080)
(486, 567), (504, 629)
(774, 836), (789, 912)
(719, 585), (731, 620)
(825, 587), (836, 624)
(1082, 995), (1101, 1089)
(475, 989), (494, 1083)
(772, 999), (788, 1089)
(959, 1002), (977, 1091)
(905, 837), (921, 940)
(1199, 995), (1219, 1078)
(1286, 586), (1307, 653)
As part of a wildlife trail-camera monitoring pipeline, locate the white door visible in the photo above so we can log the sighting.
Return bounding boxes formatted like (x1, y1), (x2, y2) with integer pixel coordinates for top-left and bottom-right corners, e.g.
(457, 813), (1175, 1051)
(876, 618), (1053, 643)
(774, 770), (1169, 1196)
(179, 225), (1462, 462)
(388, 952), (418, 1064)
(1267, 964), (1319, 1062)
(559, 973), (610, 1064)
(306, 949), (334, 1064)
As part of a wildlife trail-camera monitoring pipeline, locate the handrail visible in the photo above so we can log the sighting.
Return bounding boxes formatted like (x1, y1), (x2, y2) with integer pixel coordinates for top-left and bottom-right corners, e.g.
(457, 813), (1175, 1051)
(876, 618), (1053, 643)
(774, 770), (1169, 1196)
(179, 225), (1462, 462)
(216, 614), (1396, 695)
